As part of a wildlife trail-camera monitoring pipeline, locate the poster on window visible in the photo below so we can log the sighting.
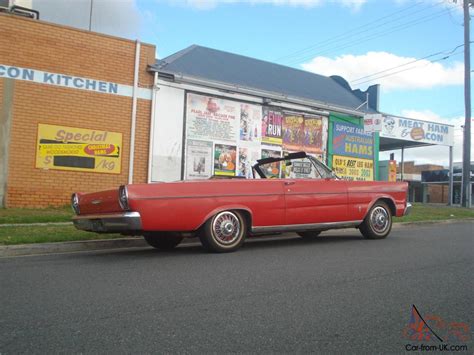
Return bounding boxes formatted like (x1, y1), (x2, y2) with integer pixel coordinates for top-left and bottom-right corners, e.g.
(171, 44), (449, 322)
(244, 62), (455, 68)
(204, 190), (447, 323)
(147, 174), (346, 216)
(240, 103), (262, 143)
(186, 93), (240, 142)
(185, 139), (213, 180)
(262, 108), (283, 145)
(237, 147), (260, 178)
(282, 150), (317, 179)
(261, 149), (281, 178)
(304, 116), (325, 155)
(282, 115), (304, 151)
(214, 144), (237, 176)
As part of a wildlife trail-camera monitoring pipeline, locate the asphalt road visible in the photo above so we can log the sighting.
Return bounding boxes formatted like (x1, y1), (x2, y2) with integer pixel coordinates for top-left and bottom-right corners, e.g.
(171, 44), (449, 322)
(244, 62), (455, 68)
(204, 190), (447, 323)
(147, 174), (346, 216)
(1, 222), (473, 354)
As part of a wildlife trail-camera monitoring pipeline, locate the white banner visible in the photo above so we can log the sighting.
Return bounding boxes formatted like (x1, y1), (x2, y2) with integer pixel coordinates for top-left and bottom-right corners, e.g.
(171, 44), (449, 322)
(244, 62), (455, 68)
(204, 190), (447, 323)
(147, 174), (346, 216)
(380, 115), (454, 146)
(0, 64), (152, 100)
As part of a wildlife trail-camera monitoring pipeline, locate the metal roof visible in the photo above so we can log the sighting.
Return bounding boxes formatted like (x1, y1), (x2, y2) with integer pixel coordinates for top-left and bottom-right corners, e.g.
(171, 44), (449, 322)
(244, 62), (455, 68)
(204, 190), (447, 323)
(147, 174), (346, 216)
(149, 45), (375, 114)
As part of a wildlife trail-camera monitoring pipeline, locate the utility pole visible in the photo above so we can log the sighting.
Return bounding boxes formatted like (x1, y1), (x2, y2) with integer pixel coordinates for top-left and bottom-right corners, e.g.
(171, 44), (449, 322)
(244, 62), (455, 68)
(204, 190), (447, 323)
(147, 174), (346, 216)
(88, 0), (93, 31)
(462, 0), (472, 207)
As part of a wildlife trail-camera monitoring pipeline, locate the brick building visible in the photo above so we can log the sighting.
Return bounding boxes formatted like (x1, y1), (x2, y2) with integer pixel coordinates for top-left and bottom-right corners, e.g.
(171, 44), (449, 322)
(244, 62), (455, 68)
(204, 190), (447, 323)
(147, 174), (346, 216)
(0, 13), (155, 207)
(398, 162), (449, 203)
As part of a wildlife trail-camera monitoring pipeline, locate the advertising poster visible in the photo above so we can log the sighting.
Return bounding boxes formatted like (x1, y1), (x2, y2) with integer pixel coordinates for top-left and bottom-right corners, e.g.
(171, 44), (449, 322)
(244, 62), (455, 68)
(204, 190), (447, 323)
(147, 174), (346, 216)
(282, 115), (304, 151)
(36, 123), (122, 174)
(240, 103), (262, 143)
(388, 160), (397, 182)
(214, 144), (237, 176)
(363, 114), (383, 133)
(332, 121), (374, 160)
(261, 149), (281, 178)
(185, 140), (213, 180)
(282, 151), (318, 179)
(332, 155), (374, 181)
(262, 108), (283, 145)
(237, 147), (260, 178)
(304, 116), (325, 155)
(381, 115), (454, 146)
(186, 93), (240, 142)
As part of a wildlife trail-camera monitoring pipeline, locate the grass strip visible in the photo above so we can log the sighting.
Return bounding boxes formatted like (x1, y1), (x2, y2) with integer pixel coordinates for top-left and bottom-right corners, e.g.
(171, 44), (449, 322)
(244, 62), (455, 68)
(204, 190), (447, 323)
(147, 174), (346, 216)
(0, 225), (124, 245)
(0, 206), (73, 225)
(396, 203), (474, 223)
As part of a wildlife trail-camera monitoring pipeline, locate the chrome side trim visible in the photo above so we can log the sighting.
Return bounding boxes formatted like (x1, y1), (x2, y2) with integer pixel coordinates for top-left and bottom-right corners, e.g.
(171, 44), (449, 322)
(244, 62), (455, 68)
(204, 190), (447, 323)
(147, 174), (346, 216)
(403, 203), (412, 216)
(72, 212), (142, 233)
(134, 191), (348, 201)
(251, 220), (363, 234)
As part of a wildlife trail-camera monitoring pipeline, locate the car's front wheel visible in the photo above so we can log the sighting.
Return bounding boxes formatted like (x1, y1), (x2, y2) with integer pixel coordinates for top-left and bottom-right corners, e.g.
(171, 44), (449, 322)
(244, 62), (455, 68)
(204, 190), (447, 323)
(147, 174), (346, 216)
(359, 201), (392, 239)
(199, 210), (246, 253)
(143, 232), (183, 250)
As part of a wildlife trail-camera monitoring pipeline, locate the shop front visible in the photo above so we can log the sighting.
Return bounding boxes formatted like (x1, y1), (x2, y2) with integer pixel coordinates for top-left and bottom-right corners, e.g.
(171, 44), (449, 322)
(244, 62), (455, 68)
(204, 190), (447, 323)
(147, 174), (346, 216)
(147, 45), (379, 183)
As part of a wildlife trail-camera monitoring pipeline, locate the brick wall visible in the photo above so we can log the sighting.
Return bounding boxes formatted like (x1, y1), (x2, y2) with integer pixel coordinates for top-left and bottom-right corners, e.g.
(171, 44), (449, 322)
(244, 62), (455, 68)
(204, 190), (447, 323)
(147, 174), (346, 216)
(428, 185), (449, 204)
(0, 14), (155, 207)
(398, 161), (445, 174)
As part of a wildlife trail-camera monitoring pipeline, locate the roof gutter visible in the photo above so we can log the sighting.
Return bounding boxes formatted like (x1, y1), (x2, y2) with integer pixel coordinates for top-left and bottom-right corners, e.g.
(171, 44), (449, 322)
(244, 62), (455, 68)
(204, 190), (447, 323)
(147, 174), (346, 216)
(157, 71), (368, 118)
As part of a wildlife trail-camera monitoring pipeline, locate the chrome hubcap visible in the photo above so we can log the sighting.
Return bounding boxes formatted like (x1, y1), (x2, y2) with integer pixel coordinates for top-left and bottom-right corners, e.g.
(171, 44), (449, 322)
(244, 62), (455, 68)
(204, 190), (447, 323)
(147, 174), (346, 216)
(371, 206), (390, 233)
(212, 211), (241, 245)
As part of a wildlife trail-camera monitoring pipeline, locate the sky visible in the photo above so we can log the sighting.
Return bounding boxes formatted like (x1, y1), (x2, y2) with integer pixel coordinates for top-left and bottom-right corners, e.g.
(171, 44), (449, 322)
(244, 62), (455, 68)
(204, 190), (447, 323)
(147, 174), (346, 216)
(32, 0), (473, 167)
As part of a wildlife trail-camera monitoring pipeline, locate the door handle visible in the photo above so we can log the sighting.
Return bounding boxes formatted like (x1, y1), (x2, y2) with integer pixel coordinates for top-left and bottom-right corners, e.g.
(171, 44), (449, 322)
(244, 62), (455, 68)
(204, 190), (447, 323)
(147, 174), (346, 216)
(284, 181), (295, 186)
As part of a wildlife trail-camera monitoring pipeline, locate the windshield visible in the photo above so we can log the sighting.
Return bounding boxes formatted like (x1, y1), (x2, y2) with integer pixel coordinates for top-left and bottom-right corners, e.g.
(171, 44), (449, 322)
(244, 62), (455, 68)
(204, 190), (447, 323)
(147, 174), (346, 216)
(253, 153), (338, 179)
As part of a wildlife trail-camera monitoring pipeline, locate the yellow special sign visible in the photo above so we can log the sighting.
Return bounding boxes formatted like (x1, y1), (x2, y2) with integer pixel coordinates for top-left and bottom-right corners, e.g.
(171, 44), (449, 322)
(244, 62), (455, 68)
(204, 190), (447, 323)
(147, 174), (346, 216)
(36, 124), (122, 174)
(332, 155), (374, 181)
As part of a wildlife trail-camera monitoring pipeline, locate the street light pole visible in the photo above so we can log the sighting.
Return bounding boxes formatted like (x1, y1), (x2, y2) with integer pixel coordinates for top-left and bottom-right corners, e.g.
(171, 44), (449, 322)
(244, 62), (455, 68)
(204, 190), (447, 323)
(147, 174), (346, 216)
(462, 0), (472, 207)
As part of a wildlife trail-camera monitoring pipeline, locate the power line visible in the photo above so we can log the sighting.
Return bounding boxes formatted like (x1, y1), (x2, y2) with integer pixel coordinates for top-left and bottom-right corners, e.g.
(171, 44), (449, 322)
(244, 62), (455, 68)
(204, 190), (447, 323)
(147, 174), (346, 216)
(277, 0), (453, 65)
(351, 43), (466, 84)
(353, 50), (464, 87)
(286, 6), (453, 65)
(275, 1), (428, 62)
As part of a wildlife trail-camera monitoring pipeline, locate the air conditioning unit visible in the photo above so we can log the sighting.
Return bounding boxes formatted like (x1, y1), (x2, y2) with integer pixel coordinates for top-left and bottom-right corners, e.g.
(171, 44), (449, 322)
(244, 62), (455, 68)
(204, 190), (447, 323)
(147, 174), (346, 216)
(0, 0), (38, 19)
(0, 0), (32, 8)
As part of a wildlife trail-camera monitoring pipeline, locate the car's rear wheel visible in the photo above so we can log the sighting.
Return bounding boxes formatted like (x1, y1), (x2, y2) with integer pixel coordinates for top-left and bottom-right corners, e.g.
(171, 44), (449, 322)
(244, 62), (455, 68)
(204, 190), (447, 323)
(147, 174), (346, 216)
(359, 201), (392, 239)
(297, 231), (321, 239)
(199, 210), (246, 253)
(143, 232), (183, 250)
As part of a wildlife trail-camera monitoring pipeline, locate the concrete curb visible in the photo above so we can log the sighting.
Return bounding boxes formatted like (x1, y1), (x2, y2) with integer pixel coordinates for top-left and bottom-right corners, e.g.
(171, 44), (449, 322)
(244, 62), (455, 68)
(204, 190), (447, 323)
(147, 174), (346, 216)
(1, 219), (473, 258)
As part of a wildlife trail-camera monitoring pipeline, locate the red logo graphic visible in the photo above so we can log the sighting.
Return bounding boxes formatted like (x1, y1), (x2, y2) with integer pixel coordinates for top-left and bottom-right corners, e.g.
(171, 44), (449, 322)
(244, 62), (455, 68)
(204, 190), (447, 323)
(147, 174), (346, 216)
(402, 305), (471, 343)
(84, 144), (117, 156)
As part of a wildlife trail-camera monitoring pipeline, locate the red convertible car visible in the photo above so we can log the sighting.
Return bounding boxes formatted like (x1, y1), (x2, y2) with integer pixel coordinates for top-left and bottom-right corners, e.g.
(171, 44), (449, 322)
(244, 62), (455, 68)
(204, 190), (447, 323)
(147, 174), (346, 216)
(72, 152), (411, 253)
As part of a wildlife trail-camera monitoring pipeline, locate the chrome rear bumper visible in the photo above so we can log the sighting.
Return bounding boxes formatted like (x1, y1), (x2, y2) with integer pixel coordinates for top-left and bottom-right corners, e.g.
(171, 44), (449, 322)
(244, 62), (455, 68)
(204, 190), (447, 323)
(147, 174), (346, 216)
(403, 203), (412, 216)
(72, 212), (142, 233)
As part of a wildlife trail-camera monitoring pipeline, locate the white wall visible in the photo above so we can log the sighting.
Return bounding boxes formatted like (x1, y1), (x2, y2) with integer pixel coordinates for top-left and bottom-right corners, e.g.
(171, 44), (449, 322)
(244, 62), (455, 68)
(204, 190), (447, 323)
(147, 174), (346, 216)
(150, 80), (330, 182)
(150, 85), (185, 182)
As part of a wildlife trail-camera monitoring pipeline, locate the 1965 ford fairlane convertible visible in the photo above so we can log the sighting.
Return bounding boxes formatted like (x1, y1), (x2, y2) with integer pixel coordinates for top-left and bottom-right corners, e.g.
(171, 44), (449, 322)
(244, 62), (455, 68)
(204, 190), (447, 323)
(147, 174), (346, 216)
(72, 152), (411, 253)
